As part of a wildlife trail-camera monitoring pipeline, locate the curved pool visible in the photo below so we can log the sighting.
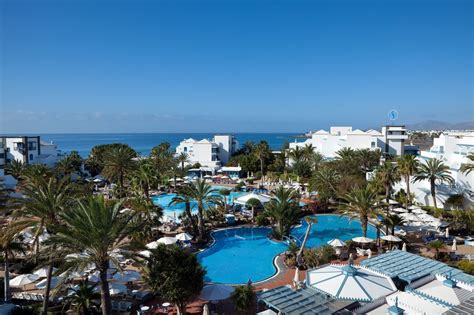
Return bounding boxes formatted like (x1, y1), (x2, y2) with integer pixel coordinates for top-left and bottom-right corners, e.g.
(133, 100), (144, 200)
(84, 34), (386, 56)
(198, 214), (378, 284)
(151, 187), (248, 217)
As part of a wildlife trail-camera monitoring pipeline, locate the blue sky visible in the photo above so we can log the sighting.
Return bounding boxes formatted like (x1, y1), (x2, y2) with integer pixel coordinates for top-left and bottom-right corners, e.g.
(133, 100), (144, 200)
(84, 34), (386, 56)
(1, 0), (472, 133)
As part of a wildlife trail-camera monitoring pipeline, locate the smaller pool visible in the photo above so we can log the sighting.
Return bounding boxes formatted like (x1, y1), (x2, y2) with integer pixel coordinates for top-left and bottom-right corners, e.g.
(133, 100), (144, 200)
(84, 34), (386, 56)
(151, 186), (248, 217)
(198, 227), (287, 284)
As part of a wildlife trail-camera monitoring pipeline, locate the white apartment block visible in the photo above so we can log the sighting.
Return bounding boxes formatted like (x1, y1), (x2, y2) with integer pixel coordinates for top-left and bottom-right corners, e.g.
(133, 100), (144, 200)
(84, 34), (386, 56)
(289, 125), (408, 158)
(400, 131), (474, 209)
(175, 134), (239, 168)
(0, 136), (60, 171)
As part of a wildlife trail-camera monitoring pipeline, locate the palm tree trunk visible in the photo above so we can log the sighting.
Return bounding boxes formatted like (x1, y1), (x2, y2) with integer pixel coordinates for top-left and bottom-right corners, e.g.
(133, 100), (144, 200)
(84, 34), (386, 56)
(120, 172), (124, 198)
(296, 223), (312, 266)
(362, 217), (368, 237)
(260, 159), (264, 186)
(42, 263), (54, 314)
(4, 251), (10, 303)
(185, 201), (198, 237)
(405, 174), (411, 211)
(431, 179), (438, 209)
(197, 204), (205, 241)
(99, 267), (112, 315)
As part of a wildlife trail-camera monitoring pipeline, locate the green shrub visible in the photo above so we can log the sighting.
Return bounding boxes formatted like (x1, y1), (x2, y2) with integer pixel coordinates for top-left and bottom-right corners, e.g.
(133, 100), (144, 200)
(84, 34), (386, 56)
(458, 260), (474, 275)
(255, 214), (270, 226)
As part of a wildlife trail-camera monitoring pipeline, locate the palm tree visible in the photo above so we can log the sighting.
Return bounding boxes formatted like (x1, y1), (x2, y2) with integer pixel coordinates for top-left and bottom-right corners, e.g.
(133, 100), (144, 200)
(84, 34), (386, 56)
(48, 196), (139, 315)
(429, 240), (445, 259)
(341, 186), (379, 237)
(356, 149), (380, 172)
(169, 187), (199, 237)
(383, 214), (406, 235)
(230, 281), (256, 315)
(246, 198), (262, 221)
(62, 281), (101, 315)
(263, 187), (301, 240)
(177, 179), (220, 241)
(413, 158), (454, 209)
(302, 144), (315, 160)
(0, 230), (24, 303)
(5, 159), (25, 180)
(219, 188), (231, 211)
(288, 147), (306, 163)
(310, 167), (340, 207)
(12, 176), (75, 314)
(375, 161), (400, 205)
(296, 216), (317, 266)
(460, 153), (474, 175)
(335, 147), (356, 161)
(131, 158), (158, 198)
(176, 152), (190, 173)
(55, 154), (80, 178)
(253, 141), (271, 184)
(102, 145), (137, 196)
(396, 155), (419, 210)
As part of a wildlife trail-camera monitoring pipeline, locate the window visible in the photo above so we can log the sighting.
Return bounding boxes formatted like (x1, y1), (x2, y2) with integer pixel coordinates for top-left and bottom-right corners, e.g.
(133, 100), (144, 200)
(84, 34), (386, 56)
(184, 147), (187, 152)
(0, 153), (4, 158)
(371, 141), (376, 148)
(29, 154), (34, 161)
(28, 142), (37, 150)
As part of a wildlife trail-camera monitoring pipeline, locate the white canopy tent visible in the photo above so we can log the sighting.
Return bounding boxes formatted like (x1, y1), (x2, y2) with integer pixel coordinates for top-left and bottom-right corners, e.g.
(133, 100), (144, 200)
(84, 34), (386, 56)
(10, 274), (39, 287)
(234, 193), (271, 205)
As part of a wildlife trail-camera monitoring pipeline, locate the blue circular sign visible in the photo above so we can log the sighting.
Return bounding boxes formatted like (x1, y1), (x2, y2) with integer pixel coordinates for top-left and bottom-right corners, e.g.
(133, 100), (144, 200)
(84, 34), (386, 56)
(388, 110), (398, 121)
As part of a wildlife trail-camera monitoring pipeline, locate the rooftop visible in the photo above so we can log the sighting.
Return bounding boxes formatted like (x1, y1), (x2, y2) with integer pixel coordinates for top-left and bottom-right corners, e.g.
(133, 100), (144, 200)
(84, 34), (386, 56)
(360, 250), (474, 285)
(258, 285), (356, 315)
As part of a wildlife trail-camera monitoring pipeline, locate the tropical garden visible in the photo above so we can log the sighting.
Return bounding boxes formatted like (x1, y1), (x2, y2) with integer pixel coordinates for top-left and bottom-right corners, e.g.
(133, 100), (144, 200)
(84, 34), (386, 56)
(1, 140), (473, 314)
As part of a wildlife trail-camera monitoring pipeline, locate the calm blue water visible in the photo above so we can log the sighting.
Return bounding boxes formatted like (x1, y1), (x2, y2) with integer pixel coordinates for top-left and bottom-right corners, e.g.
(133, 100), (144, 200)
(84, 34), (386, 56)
(36, 133), (299, 157)
(198, 215), (378, 284)
(152, 186), (248, 217)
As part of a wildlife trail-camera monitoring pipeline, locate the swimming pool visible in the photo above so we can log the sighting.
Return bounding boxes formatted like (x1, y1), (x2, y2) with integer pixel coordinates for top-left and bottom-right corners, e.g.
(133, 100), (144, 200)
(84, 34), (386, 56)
(151, 186), (248, 217)
(198, 214), (378, 284)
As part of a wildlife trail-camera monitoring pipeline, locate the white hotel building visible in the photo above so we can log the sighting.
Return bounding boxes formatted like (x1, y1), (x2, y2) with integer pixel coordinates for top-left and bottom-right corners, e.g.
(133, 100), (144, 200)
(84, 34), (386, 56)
(175, 134), (239, 169)
(400, 131), (474, 209)
(0, 136), (60, 187)
(289, 125), (408, 158)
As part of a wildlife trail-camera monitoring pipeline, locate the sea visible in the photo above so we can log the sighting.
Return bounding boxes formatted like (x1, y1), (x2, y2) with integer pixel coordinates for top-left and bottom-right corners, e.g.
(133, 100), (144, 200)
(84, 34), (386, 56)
(37, 133), (302, 157)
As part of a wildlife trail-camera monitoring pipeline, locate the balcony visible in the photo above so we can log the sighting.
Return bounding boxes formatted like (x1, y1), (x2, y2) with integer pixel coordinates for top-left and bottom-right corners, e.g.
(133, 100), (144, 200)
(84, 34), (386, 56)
(386, 134), (408, 140)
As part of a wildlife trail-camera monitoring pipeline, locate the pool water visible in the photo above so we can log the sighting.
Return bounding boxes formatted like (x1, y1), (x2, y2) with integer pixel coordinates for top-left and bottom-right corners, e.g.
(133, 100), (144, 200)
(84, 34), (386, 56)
(198, 227), (287, 284)
(151, 186), (248, 217)
(291, 215), (378, 248)
(198, 215), (378, 284)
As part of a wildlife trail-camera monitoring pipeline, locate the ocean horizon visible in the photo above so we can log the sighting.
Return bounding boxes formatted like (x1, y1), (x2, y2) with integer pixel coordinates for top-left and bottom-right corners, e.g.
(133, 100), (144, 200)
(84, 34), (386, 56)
(32, 133), (302, 157)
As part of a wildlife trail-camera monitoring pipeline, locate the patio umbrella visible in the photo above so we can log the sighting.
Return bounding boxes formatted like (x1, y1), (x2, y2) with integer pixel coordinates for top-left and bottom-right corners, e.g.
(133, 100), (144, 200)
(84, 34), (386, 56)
(402, 243), (407, 251)
(203, 304), (210, 315)
(36, 276), (62, 289)
(139, 250), (151, 258)
(452, 239), (457, 251)
(199, 284), (234, 301)
(176, 232), (193, 241)
(146, 241), (159, 249)
(352, 236), (374, 243)
(108, 282), (127, 295)
(157, 236), (177, 245)
(112, 270), (141, 282)
(33, 267), (57, 278)
(10, 274), (39, 286)
(380, 235), (402, 242)
(327, 239), (346, 247)
(235, 193), (270, 205)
